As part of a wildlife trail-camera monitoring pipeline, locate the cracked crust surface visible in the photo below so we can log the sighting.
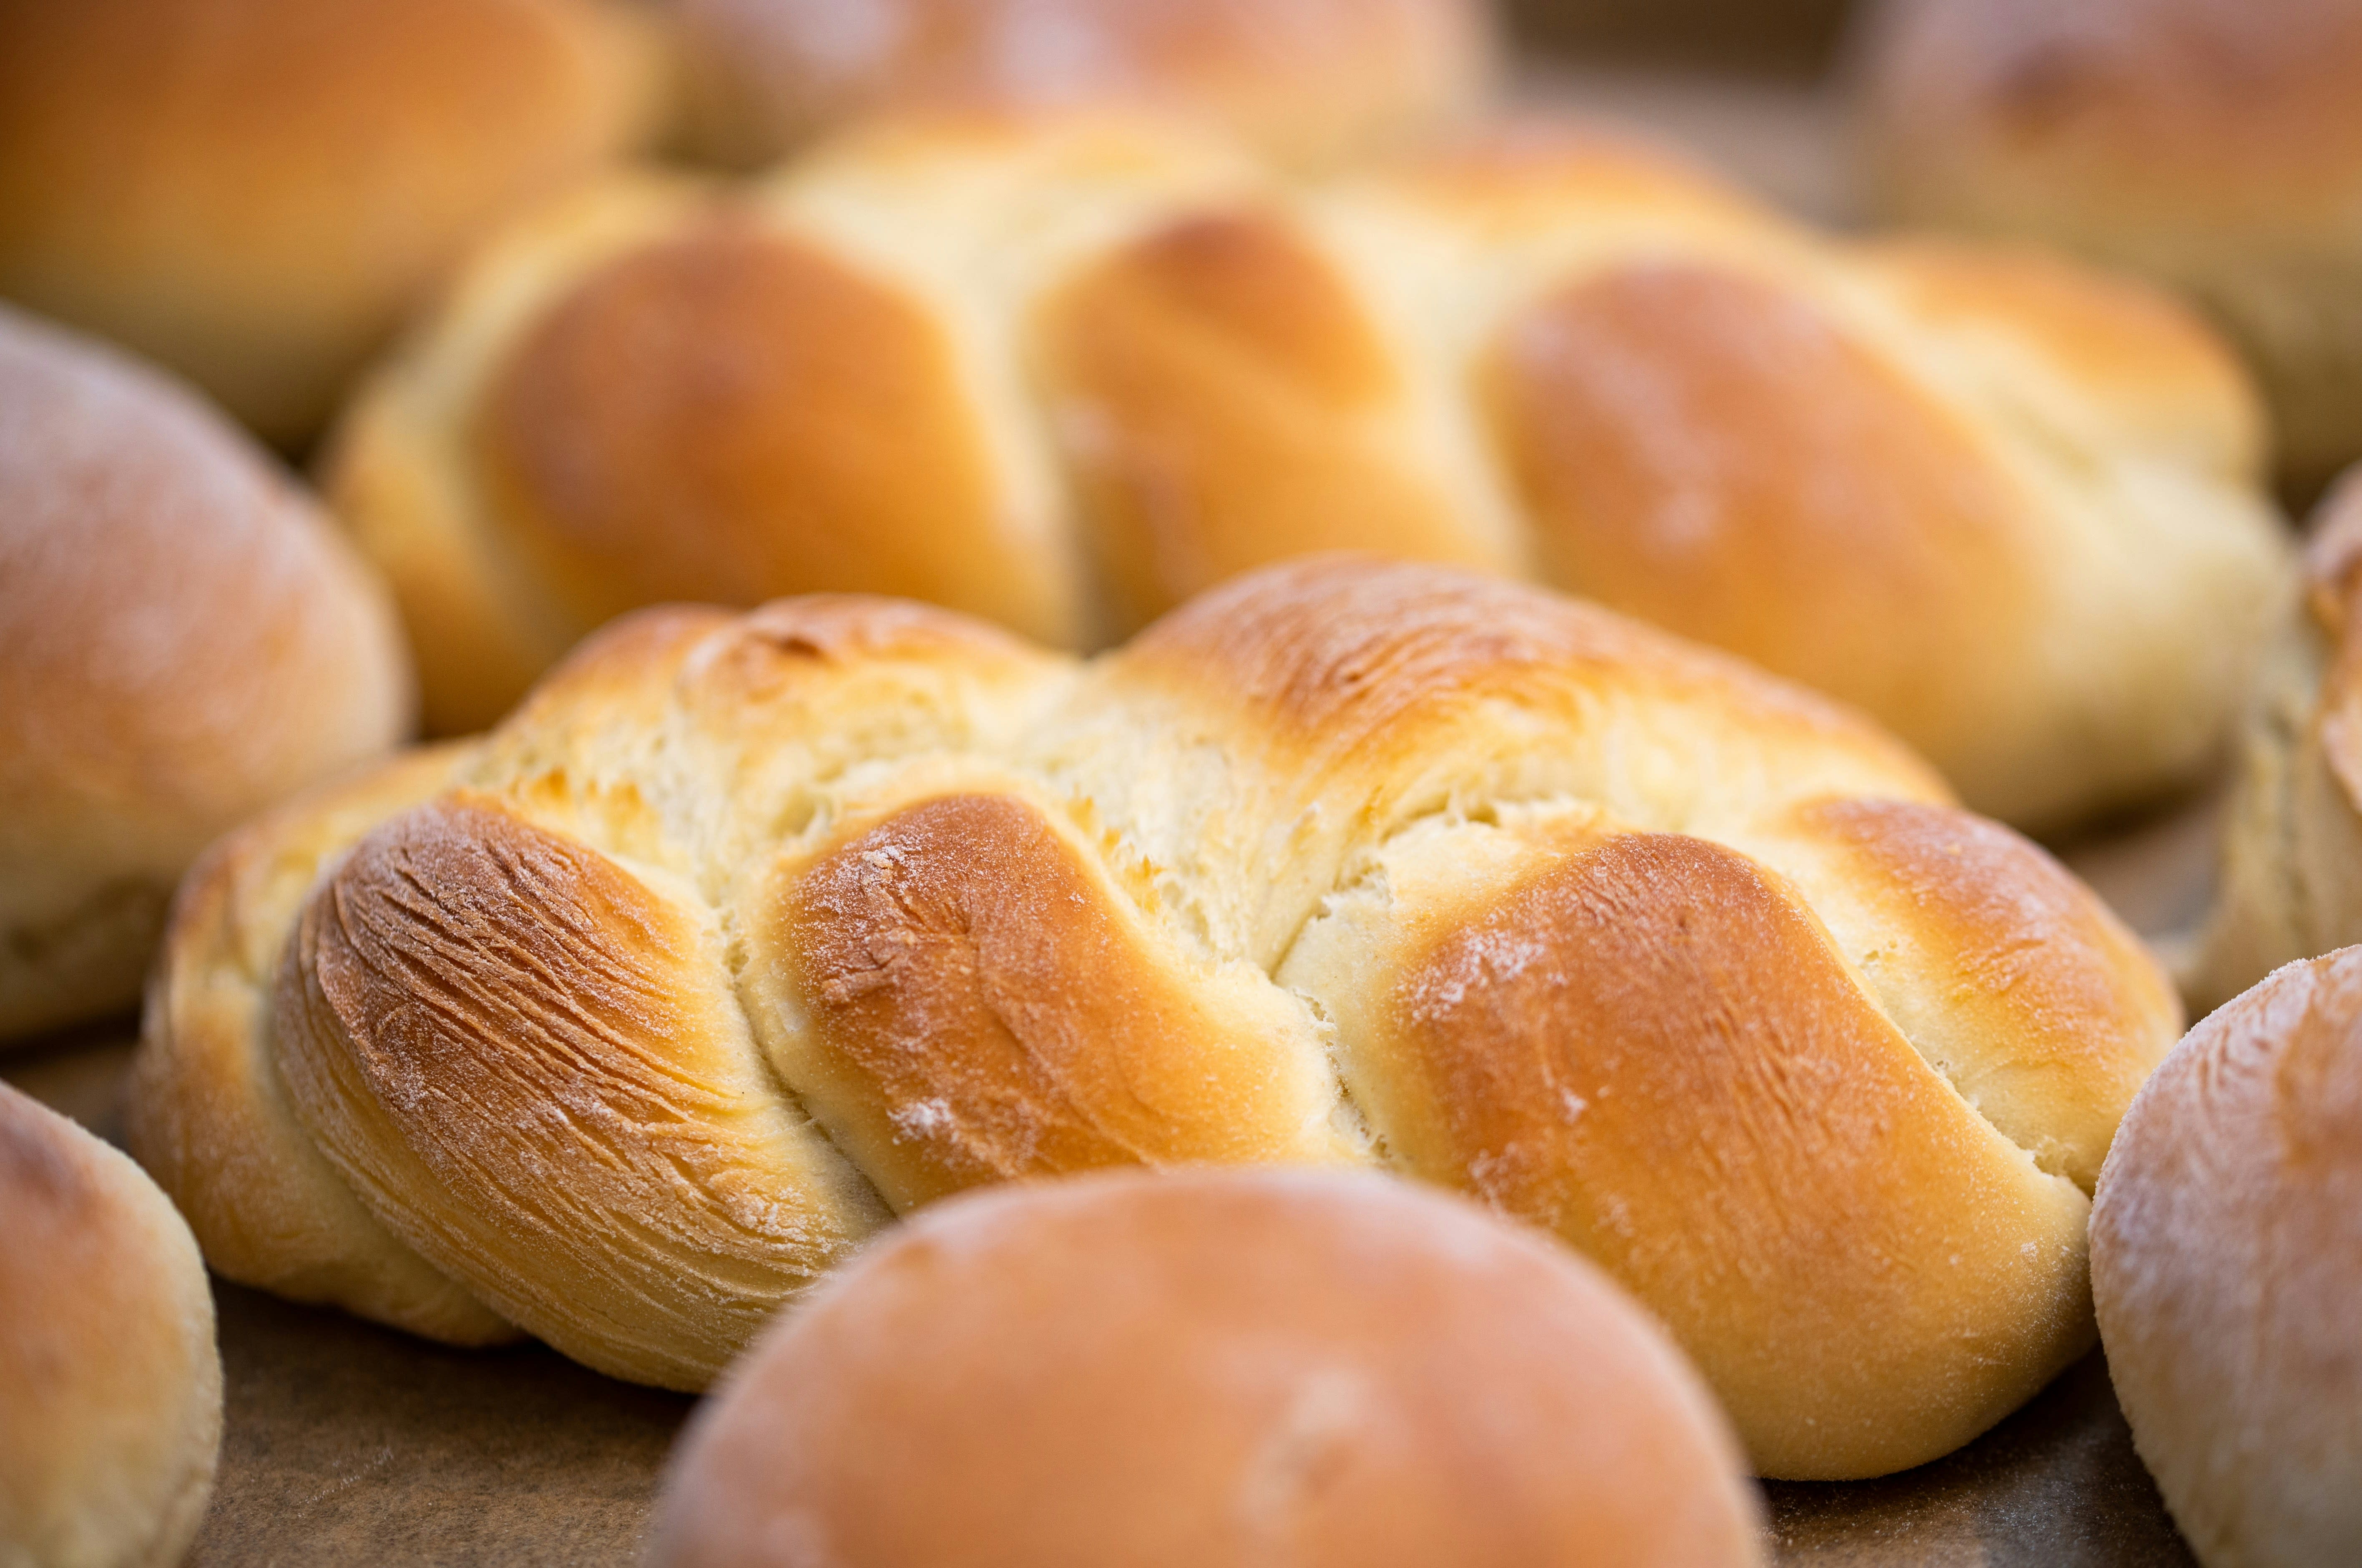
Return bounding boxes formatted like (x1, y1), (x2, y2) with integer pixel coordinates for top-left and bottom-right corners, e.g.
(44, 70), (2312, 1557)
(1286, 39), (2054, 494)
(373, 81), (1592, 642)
(137, 557), (2179, 1477)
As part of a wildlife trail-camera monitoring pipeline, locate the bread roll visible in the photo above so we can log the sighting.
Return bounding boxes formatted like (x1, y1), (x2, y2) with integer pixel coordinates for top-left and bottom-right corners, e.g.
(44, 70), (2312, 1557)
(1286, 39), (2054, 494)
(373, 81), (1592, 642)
(2091, 947), (2362, 1568)
(132, 556), (2180, 1479)
(2191, 469), (2362, 1010)
(1855, 0), (2362, 491)
(649, 1169), (1765, 1568)
(1, 1081), (223, 1568)
(0, 0), (668, 447)
(0, 306), (413, 1045)
(670, 0), (1497, 171)
(326, 110), (2289, 831)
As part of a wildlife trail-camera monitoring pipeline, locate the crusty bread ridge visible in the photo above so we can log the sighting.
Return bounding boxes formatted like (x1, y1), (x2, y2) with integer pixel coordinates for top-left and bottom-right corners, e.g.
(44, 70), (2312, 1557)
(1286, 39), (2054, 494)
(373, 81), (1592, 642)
(326, 111), (2290, 832)
(650, 1169), (1765, 1568)
(0, 305), (413, 1045)
(1, 1081), (223, 1568)
(133, 555), (2181, 1480)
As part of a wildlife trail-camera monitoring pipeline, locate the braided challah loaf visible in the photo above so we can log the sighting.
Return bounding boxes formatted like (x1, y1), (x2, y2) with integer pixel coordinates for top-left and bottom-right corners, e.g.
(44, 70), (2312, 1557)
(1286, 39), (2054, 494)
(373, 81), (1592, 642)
(327, 113), (2289, 833)
(132, 557), (2178, 1481)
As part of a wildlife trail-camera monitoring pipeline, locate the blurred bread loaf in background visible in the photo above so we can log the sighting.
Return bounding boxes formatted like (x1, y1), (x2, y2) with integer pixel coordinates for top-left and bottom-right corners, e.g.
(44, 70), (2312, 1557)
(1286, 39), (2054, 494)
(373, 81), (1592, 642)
(326, 109), (2288, 832)
(668, 0), (1500, 170)
(1, 1080), (222, 1568)
(2192, 469), (2362, 1008)
(2093, 946), (2362, 1568)
(0, 0), (668, 447)
(0, 306), (412, 1044)
(1855, 0), (2362, 494)
(651, 1170), (1765, 1568)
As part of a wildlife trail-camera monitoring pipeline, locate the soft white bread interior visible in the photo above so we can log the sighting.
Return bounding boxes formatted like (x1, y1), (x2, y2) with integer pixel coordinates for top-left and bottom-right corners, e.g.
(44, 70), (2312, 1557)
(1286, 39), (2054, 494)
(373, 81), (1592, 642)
(649, 1169), (1765, 1568)
(327, 111), (2290, 832)
(0, 305), (413, 1045)
(0, 1081), (223, 1568)
(132, 557), (2181, 1480)
(2092, 946), (2362, 1568)
(0, 0), (668, 446)
(668, 0), (1498, 171)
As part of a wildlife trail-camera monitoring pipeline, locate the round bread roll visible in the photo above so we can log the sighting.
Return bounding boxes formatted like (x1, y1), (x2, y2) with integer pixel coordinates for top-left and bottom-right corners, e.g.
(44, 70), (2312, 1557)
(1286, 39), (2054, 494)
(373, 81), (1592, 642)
(669, 0), (1498, 171)
(1854, 0), (2362, 491)
(2191, 468), (2362, 1010)
(0, 0), (668, 447)
(649, 1169), (1765, 1568)
(325, 110), (2289, 831)
(0, 305), (414, 1045)
(1, 1081), (223, 1568)
(132, 556), (2179, 1480)
(2091, 947), (2362, 1568)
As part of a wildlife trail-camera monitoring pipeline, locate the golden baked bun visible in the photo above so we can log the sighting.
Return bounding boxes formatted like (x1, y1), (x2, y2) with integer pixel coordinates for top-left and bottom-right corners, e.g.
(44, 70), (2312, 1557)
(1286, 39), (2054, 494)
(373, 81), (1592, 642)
(0, 306), (413, 1045)
(649, 1169), (1764, 1568)
(326, 111), (2289, 832)
(131, 557), (2181, 1480)
(1, 1081), (223, 1568)
(2191, 469), (2362, 1010)
(1855, 0), (2362, 491)
(669, 0), (1498, 170)
(0, 0), (668, 447)
(2092, 947), (2362, 1568)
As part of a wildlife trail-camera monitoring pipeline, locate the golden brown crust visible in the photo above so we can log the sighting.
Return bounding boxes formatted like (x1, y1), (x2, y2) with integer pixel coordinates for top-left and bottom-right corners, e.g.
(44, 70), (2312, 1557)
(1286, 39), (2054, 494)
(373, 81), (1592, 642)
(673, 0), (1497, 170)
(1039, 208), (1498, 630)
(1772, 798), (2180, 1193)
(276, 794), (888, 1390)
(0, 305), (412, 1044)
(480, 217), (1069, 642)
(1487, 262), (2038, 787)
(2092, 946), (2362, 1568)
(649, 1170), (1763, 1568)
(1, 1082), (222, 1568)
(754, 790), (1352, 1210)
(1299, 821), (2093, 1479)
(142, 557), (2178, 1478)
(0, 0), (665, 444)
(332, 113), (2287, 831)
(1118, 555), (1947, 791)
(126, 744), (515, 1345)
